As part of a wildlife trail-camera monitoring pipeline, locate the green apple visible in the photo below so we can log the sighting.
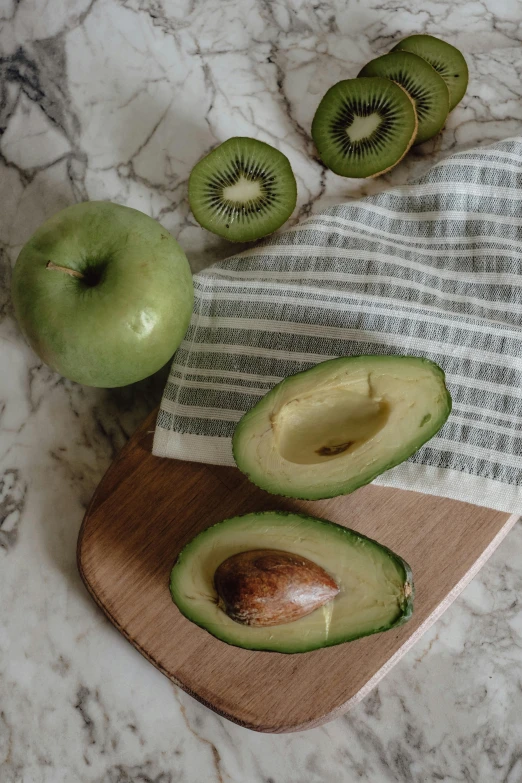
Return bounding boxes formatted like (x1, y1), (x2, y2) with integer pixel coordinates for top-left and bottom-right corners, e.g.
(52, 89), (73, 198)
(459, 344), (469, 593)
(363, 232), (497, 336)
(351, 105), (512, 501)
(12, 201), (194, 387)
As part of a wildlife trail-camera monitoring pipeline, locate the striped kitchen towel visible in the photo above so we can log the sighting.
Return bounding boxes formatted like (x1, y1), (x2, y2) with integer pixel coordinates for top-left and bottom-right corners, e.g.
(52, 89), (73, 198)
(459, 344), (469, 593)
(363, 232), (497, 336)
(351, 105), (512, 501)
(153, 136), (522, 514)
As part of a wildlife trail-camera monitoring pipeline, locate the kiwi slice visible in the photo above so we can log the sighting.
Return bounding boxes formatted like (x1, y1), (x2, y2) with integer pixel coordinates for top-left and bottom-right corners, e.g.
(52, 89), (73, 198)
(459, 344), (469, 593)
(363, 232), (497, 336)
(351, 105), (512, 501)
(358, 51), (449, 145)
(391, 34), (468, 111)
(188, 137), (297, 242)
(311, 77), (417, 179)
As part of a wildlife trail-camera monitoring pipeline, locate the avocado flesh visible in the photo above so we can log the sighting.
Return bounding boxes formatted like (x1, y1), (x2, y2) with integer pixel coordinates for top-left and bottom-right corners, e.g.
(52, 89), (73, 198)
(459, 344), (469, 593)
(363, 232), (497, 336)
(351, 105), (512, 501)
(233, 355), (451, 500)
(170, 511), (413, 653)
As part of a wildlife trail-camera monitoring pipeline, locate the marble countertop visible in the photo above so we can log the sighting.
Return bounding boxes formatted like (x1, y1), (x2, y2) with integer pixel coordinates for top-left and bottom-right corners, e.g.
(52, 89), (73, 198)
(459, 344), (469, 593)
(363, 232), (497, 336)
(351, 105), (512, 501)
(1, 1), (522, 780)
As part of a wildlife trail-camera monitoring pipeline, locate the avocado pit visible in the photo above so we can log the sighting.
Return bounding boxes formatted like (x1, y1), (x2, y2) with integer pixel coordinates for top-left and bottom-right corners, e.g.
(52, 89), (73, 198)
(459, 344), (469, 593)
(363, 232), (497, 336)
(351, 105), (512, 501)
(214, 549), (339, 627)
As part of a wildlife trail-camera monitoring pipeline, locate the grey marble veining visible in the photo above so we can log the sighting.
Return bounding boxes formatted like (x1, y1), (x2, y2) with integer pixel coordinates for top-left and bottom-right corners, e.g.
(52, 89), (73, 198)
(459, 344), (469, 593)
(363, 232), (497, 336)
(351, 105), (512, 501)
(1, 1), (521, 781)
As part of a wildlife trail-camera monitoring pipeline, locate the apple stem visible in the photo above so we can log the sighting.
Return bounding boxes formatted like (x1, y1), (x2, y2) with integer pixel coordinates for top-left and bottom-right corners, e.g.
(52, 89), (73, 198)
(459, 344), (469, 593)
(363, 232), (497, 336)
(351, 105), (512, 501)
(46, 261), (85, 280)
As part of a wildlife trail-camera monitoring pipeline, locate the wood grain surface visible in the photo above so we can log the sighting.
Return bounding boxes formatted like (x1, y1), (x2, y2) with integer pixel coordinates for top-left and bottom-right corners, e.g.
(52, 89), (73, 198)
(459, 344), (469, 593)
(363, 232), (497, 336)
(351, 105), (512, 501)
(77, 408), (517, 733)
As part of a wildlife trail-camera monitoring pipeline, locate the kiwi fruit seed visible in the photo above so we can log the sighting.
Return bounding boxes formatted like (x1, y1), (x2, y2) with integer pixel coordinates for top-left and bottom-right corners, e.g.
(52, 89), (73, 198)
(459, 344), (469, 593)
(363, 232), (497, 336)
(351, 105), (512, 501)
(188, 137), (297, 242)
(391, 34), (468, 111)
(311, 77), (418, 179)
(358, 51), (449, 145)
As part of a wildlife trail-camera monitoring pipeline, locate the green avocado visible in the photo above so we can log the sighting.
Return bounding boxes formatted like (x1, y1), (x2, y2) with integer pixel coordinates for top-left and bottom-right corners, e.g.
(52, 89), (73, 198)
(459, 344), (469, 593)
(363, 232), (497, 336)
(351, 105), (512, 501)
(232, 355), (451, 500)
(170, 511), (414, 653)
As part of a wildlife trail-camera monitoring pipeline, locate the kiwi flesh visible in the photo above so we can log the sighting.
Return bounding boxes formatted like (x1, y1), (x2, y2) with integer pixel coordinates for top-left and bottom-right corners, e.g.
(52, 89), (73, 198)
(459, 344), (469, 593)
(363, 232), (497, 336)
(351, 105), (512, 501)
(358, 51), (449, 145)
(311, 77), (417, 179)
(391, 34), (468, 111)
(188, 137), (297, 243)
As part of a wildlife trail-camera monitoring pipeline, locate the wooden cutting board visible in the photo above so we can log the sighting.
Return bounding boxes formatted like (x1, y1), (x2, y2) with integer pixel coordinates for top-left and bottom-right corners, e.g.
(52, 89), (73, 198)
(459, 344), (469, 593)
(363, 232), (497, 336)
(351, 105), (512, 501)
(77, 408), (518, 733)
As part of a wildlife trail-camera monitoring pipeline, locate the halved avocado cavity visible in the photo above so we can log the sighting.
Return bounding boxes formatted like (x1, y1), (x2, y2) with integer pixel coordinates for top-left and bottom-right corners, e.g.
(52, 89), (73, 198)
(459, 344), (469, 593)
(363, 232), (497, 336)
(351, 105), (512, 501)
(233, 355), (451, 500)
(170, 511), (414, 653)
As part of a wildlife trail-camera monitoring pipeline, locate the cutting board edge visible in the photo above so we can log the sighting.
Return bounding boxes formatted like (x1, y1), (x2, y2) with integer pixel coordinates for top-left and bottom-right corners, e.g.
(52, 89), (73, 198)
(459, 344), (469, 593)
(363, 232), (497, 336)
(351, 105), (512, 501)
(77, 500), (519, 733)
(316, 510), (520, 729)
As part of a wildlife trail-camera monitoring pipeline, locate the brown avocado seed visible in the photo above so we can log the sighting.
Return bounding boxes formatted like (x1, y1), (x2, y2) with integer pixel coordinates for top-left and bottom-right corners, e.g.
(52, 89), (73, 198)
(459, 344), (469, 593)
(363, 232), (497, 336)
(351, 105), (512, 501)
(214, 549), (340, 627)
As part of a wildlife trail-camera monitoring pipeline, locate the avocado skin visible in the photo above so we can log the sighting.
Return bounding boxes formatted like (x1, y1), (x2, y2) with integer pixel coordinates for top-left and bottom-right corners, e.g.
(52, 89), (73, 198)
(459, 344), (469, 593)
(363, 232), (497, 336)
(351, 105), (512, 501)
(232, 355), (452, 501)
(170, 511), (414, 654)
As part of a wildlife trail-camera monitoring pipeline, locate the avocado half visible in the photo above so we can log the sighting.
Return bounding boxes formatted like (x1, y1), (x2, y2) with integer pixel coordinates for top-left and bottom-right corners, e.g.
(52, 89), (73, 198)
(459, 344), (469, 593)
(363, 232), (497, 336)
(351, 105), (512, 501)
(232, 355), (451, 500)
(170, 511), (413, 653)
